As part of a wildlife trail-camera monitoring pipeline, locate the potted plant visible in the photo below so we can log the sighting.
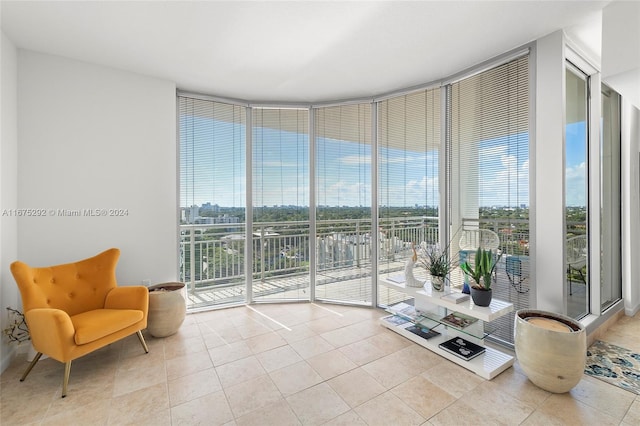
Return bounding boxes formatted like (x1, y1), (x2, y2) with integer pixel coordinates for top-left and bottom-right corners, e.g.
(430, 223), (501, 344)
(419, 241), (457, 292)
(460, 247), (501, 306)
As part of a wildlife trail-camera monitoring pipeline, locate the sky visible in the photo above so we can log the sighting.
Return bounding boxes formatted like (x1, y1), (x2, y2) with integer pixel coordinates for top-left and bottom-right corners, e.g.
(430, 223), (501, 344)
(565, 121), (588, 207)
(180, 115), (586, 210)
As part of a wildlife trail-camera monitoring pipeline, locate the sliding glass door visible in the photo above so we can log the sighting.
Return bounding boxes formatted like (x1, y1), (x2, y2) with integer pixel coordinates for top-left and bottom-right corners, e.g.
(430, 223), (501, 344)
(315, 104), (372, 304)
(377, 89), (441, 306)
(252, 108), (310, 302)
(565, 63), (589, 319)
(178, 96), (247, 309)
(448, 55), (530, 343)
(177, 53), (535, 326)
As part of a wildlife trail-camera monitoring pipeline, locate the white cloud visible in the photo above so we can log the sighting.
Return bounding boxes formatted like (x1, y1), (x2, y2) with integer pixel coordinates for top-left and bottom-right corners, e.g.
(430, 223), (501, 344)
(481, 144), (508, 158)
(478, 151), (529, 206)
(318, 180), (371, 206)
(340, 154), (372, 165)
(565, 162), (586, 206)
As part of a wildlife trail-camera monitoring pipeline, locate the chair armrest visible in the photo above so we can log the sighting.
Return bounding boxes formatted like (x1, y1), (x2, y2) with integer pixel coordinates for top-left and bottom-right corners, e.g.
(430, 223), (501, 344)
(25, 308), (75, 361)
(105, 286), (149, 315)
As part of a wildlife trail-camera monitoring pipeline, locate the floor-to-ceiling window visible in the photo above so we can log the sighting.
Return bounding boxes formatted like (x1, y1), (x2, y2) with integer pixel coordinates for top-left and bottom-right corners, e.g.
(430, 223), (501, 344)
(565, 63), (589, 319)
(377, 89), (441, 306)
(178, 52), (531, 324)
(252, 108), (310, 301)
(448, 54), (530, 343)
(315, 104), (372, 304)
(178, 52), (531, 330)
(177, 42), (621, 343)
(178, 95), (247, 309)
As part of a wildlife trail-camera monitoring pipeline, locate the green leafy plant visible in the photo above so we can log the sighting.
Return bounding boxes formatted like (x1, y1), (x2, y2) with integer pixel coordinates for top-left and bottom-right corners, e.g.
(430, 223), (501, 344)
(419, 240), (458, 279)
(460, 247), (502, 290)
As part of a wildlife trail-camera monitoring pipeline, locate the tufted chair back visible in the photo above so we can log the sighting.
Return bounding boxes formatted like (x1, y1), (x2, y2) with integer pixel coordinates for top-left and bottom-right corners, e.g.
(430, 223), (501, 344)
(11, 248), (120, 317)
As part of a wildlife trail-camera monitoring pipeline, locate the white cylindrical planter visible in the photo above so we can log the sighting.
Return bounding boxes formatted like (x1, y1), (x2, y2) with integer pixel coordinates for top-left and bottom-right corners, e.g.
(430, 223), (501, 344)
(147, 282), (186, 338)
(514, 309), (586, 393)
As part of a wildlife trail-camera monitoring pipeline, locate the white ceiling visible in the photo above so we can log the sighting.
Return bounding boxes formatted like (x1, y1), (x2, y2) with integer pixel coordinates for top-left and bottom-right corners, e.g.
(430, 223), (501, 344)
(0, 1), (608, 103)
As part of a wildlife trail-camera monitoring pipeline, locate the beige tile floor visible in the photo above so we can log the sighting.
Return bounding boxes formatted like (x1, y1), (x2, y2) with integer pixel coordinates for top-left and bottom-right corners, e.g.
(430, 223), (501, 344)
(1, 303), (640, 425)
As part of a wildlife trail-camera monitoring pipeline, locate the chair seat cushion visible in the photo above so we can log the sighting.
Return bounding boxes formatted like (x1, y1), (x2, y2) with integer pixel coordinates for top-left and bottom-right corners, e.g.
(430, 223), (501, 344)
(71, 309), (144, 345)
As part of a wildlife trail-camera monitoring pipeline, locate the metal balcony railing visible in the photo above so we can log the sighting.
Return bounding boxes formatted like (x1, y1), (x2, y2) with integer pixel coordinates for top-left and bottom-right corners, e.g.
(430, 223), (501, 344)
(179, 216), (441, 297)
(179, 215), (538, 330)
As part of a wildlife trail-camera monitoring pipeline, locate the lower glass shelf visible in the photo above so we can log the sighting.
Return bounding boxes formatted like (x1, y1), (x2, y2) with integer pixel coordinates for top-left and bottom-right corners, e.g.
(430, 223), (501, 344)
(385, 303), (498, 341)
(380, 314), (514, 380)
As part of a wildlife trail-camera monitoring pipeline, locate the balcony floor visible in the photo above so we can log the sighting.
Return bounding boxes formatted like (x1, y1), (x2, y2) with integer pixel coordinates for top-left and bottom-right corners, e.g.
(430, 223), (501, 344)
(185, 261), (409, 310)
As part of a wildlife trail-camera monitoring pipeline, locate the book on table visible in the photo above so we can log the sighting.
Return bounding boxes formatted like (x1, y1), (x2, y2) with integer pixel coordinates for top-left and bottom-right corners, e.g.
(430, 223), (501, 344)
(405, 325), (441, 340)
(438, 337), (485, 361)
(381, 314), (411, 326)
(387, 302), (426, 322)
(440, 292), (470, 304)
(440, 312), (478, 329)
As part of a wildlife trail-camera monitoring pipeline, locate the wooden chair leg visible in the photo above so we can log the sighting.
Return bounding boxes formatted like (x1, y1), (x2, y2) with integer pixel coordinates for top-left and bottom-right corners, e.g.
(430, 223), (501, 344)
(20, 352), (43, 382)
(61, 361), (71, 398)
(136, 330), (149, 353)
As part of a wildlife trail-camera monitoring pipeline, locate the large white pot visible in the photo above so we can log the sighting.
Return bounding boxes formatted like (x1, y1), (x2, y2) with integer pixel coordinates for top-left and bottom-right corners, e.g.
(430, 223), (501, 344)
(147, 282), (186, 338)
(514, 309), (586, 393)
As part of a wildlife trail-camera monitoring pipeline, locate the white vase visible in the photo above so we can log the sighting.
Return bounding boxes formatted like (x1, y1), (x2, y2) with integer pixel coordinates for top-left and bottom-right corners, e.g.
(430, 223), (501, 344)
(514, 309), (586, 393)
(431, 275), (445, 292)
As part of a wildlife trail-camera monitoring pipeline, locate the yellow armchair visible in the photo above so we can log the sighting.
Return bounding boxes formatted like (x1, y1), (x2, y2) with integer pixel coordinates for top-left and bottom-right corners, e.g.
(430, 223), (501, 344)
(10, 248), (149, 397)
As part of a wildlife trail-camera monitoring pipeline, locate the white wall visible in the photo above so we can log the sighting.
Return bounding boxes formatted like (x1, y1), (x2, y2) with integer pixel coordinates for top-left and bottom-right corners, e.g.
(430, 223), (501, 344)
(0, 32), (19, 373)
(602, 1), (640, 109)
(17, 51), (177, 286)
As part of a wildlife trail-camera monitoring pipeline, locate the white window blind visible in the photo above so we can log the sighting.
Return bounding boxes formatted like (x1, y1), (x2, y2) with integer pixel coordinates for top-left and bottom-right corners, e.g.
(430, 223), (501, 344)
(178, 96), (247, 309)
(449, 56), (529, 220)
(314, 103), (372, 303)
(178, 96), (246, 220)
(378, 88), (441, 214)
(252, 108), (309, 222)
(377, 89), (441, 305)
(251, 108), (310, 302)
(448, 55), (530, 345)
(315, 104), (372, 210)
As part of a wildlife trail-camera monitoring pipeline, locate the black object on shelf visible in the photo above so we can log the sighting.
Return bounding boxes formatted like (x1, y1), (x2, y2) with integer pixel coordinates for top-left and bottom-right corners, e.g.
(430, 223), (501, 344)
(406, 325), (441, 340)
(438, 337), (485, 361)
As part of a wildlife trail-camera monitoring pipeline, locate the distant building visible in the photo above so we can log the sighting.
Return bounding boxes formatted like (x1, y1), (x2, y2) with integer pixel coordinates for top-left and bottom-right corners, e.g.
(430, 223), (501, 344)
(183, 205), (239, 224)
(194, 214), (240, 225)
(200, 203), (220, 213)
(184, 205), (200, 223)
